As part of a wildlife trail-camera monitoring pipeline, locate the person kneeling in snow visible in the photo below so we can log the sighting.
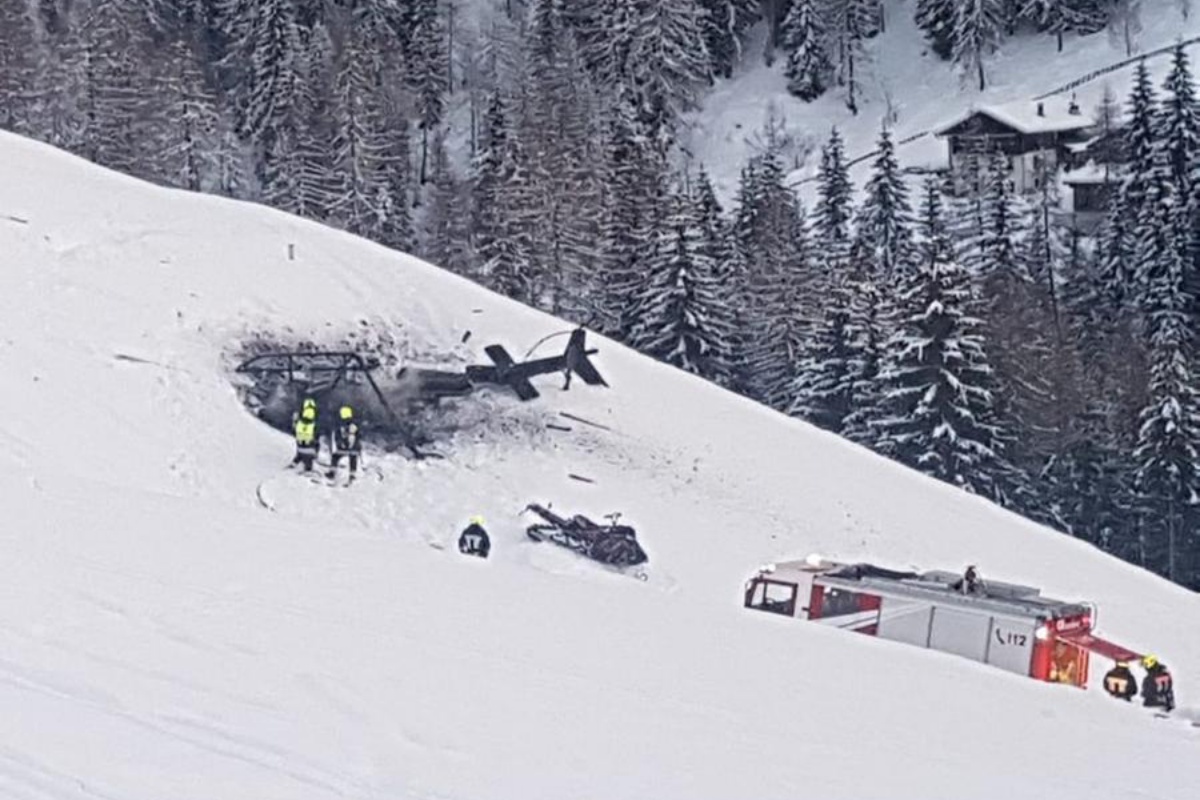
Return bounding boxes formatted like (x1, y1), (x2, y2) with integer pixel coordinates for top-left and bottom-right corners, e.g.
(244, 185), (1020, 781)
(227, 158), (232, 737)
(1141, 655), (1175, 712)
(458, 516), (491, 558)
(1103, 661), (1138, 702)
(327, 405), (361, 481)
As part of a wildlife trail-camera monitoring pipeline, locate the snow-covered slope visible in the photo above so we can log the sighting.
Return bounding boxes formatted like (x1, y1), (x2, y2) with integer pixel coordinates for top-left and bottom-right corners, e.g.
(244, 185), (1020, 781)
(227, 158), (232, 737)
(689, 1), (1200, 201)
(0, 131), (1197, 800)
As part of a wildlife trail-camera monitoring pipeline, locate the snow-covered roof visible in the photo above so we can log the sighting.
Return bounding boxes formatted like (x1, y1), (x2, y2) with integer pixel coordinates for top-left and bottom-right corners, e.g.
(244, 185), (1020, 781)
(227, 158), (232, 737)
(1063, 163), (1120, 184)
(936, 99), (1094, 137)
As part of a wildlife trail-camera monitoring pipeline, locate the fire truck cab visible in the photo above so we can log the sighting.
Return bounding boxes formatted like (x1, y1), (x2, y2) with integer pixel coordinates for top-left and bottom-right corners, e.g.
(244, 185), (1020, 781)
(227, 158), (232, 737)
(743, 558), (1133, 687)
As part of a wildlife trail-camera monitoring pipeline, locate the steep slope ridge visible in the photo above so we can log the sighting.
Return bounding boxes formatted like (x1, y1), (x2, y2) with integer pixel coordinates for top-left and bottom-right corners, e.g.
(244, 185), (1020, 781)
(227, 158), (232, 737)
(0, 132), (1197, 799)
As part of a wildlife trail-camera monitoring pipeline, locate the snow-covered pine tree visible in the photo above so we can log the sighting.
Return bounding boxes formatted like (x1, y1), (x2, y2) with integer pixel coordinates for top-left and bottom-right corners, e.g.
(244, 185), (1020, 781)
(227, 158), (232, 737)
(820, 0), (870, 114)
(853, 125), (917, 282)
(595, 90), (668, 338)
(697, 0), (758, 79)
(952, 0), (1003, 91)
(791, 129), (859, 430)
(630, 186), (734, 382)
(812, 127), (854, 262)
(1099, 59), (1157, 306)
(692, 166), (740, 385)
(521, 0), (604, 315)
(965, 151), (1047, 504)
(470, 89), (508, 278)
(839, 126), (919, 446)
(484, 126), (537, 303)
(0, 0), (40, 134)
(332, 15), (394, 240)
(78, 0), (152, 177)
(150, 37), (222, 191)
(782, 0), (831, 101)
(1022, 0), (1108, 51)
(221, 0), (303, 142)
(1133, 191), (1200, 585)
(422, 126), (470, 276)
(873, 180), (1009, 497)
(915, 0), (956, 60)
(735, 143), (812, 410)
(1157, 43), (1200, 304)
(626, 0), (711, 147)
(408, 0), (448, 184)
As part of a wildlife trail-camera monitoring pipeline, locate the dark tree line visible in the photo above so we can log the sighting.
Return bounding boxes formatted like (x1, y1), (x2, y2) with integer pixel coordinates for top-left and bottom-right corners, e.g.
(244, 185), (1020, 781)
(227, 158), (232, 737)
(2, 1), (1198, 588)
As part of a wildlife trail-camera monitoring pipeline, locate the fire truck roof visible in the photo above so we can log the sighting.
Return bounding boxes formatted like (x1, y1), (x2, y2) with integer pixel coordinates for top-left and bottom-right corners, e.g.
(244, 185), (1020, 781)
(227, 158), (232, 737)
(817, 563), (1091, 621)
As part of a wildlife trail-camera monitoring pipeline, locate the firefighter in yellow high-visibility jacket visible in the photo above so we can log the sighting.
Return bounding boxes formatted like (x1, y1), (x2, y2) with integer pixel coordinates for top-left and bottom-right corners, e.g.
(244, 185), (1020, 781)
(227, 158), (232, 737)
(292, 400), (319, 472)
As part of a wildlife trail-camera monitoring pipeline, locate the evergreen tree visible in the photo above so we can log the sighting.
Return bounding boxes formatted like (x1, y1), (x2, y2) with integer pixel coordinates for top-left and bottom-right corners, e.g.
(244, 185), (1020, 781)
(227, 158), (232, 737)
(1022, 0), (1108, 51)
(627, 0), (712, 146)
(1158, 44), (1200, 304)
(915, 0), (956, 60)
(422, 126), (470, 275)
(813, 128), (854, 264)
(151, 38), (223, 191)
(471, 90), (508, 279)
(79, 0), (152, 177)
(782, 0), (830, 102)
(821, 0), (870, 114)
(595, 91), (667, 338)
(735, 143), (811, 409)
(693, 166), (739, 385)
(853, 126), (917, 282)
(408, 0), (448, 184)
(697, 0), (758, 79)
(1133, 199), (1200, 585)
(0, 0), (40, 134)
(521, 0), (604, 315)
(1100, 59), (1157, 306)
(222, 0), (303, 142)
(874, 181), (1009, 496)
(953, 0), (1003, 91)
(630, 188), (734, 381)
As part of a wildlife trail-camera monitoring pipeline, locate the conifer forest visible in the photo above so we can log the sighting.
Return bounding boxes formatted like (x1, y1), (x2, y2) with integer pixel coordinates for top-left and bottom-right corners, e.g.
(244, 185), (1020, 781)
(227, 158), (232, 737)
(2, 0), (1199, 589)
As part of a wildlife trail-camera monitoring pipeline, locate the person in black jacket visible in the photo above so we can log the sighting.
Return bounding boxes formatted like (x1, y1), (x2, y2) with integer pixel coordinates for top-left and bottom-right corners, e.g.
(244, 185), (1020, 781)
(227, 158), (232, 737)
(1141, 655), (1175, 712)
(327, 405), (362, 481)
(458, 516), (491, 558)
(1103, 661), (1138, 702)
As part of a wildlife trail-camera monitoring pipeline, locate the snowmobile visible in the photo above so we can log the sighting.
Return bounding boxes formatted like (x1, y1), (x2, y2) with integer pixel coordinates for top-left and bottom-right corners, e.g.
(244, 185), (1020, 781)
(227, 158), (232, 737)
(523, 503), (648, 568)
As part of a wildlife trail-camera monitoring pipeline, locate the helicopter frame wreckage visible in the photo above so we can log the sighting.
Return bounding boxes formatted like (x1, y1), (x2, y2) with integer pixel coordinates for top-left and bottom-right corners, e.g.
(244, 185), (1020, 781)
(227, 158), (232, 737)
(234, 328), (608, 457)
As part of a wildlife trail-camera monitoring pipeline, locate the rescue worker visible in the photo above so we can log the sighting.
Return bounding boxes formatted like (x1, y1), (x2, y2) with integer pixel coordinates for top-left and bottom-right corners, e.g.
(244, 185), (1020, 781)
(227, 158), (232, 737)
(292, 402), (318, 472)
(458, 516), (491, 559)
(1103, 661), (1138, 702)
(1141, 655), (1175, 712)
(954, 565), (983, 595)
(327, 404), (362, 481)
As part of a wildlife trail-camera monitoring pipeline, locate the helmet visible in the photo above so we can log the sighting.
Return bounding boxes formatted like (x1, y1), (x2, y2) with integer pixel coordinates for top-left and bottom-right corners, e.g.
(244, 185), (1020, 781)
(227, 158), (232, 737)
(1143, 654), (1159, 669)
(1116, 661), (1129, 669)
(339, 405), (353, 420)
(470, 515), (485, 527)
(301, 406), (316, 421)
(302, 397), (317, 410)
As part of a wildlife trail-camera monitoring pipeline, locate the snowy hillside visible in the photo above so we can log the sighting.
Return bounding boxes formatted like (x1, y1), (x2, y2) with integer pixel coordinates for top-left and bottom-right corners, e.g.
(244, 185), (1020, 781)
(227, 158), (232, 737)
(689, 0), (1200, 200)
(1, 131), (1198, 799)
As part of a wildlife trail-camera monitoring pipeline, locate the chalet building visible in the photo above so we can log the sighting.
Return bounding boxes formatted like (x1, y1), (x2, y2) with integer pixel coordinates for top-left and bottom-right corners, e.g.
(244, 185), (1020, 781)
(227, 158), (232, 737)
(935, 99), (1094, 195)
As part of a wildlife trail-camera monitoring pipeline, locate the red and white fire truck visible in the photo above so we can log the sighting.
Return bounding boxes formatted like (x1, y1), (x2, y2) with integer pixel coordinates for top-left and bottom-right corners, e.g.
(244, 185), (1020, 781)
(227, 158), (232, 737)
(744, 557), (1141, 687)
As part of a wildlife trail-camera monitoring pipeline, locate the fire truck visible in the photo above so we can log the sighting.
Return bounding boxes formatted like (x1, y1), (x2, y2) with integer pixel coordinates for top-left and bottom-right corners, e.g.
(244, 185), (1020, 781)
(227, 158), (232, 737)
(744, 557), (1141, 687)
